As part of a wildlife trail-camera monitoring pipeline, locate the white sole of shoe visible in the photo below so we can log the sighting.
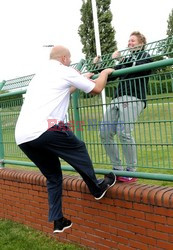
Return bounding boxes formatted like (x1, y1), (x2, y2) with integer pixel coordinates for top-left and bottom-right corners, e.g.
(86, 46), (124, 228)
(94, 178), (116, 200)
(53, 223), (73, 233)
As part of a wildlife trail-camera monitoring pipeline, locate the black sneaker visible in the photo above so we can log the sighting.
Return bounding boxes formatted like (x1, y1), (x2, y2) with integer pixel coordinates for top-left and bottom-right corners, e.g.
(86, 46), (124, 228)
(94, 172), (116, 200)
(53, 217), (72, 233)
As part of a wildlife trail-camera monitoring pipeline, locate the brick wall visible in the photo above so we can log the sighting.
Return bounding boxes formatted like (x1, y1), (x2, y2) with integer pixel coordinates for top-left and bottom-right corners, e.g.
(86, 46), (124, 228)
(0, 168), (173, 250)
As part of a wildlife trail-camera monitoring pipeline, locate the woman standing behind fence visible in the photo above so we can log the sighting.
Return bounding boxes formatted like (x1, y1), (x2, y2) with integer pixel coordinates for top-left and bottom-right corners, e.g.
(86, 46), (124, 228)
(98, 31), (152, 182)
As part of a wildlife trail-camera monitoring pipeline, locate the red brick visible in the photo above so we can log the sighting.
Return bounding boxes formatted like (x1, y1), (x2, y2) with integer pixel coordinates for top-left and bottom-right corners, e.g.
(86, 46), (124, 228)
(133, 202), (154, 213)
(72, 216), (84, 225)
(79, 224), (95, 234)
(147, 229), (169, 241)
(63, 196), (76, 204)
(147, 186), (168, 206)
(83, 206), (99, 215)
(134, 184), (150, 203)
(148, 247), (162, 250)
(85, 233), (104, 243)
(141, 185), (159, 204)
(162, 190), (173, 208)
(117, 214), (135, 225)
(99, 197), (114, 205)
(99, 210), (116, 220)
(94, 216), (117, 227)
(69, 203), (83, 212)
(133, 218), (155, 230)
(110, 220), (127, 231)
(154, 187), (173, 207)
(28, 189), (39, 196)
(168, 234), (173, 243)
(113, 183), (128, 199)
(117, 229), (136, 240)
(127, 209), (145, 219)
(145, 213), (166, 224)
(94, 229), (112, 240)
(117, 243), (135, 250)
(96, 245), (113, 250)
(90, 201), (109, 211)
(81, 193), (93, 200)
(129, 239), (148, 250)
(157, 240), (173, 250)
(156, 224), (173, 234)
(111, 234), (129, 245)
(112, 206), (127, 215)
(84, 219), (100, 229)
(67, 234), (81, 244)
(68, 190), (82, 199)
(72, 228), (86, 239)
(114, 199), (133, 209)
(73, 198), (92, 207)
(80, 238), (97, 248)
(127, 224), (146, 235)
(127, 183), (145, 201)
(167, 217), (173, 226)
(98, 238), (118, 249)
(136, 234), (157, 246)
(78, 211), (93, 221)
(64, 208), (78, 217)
(153, 206), (172, 216)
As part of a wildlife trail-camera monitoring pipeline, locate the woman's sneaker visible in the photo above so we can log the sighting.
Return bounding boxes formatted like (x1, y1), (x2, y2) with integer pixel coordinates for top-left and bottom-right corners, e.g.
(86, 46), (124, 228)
(53, 217), (72, 233)
(94, 172), (116, 200)
(117, 176), (137, 182)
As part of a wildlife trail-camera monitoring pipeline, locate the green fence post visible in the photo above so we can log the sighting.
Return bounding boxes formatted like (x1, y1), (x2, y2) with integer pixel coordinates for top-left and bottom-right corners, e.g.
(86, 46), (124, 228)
(71, 59), (85, 139)
(0, 80), (6, 90)
(0, 112), (4, 168)
(0, 80), (6, 166)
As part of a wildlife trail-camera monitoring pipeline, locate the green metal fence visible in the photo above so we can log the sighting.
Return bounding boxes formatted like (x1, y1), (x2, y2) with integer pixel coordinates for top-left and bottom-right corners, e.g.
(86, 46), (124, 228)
(81, 36), (173, 73)
(0, 37), (173, 181)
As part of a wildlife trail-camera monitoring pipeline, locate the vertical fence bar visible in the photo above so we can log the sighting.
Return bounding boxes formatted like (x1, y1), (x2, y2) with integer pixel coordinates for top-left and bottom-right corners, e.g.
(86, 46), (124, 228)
(0, 81), (5, 167)
(0, 111), (4, 168)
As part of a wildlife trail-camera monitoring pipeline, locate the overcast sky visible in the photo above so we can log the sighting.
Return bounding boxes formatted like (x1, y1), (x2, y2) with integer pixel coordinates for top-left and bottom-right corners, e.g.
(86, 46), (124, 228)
(0, 0), (172, 81)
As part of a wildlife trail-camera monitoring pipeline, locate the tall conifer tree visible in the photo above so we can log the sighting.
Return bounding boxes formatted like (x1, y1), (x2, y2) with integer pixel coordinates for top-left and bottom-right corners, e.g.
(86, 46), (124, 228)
(166, 9), (173, 58)
(78, 0), (117, 58)
(167, 9), (173, 37)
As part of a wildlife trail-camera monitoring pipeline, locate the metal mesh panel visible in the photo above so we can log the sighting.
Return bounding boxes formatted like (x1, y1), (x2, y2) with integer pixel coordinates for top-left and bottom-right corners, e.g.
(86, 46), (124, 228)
(0, 95), (26, 160)
(80, 36), (173, 73)
(1, 74), (35, 91)
(76, 71), (173, 171)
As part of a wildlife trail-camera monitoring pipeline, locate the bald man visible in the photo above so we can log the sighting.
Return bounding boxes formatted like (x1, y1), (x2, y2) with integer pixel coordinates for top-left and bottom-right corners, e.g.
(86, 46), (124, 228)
(15, 45), (116, 233)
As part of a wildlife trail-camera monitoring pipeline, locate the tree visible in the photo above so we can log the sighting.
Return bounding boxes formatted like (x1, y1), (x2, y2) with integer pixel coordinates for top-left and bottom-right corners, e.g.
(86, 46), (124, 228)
(78, 0), (117, 58)
(153, 8), (173, 64)
(166, 8), (173, 58)
(167, 9), (173, 37)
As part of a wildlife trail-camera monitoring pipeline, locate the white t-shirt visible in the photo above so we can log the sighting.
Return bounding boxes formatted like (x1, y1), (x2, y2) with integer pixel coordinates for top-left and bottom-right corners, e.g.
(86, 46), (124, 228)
(15, 60), (95, 145)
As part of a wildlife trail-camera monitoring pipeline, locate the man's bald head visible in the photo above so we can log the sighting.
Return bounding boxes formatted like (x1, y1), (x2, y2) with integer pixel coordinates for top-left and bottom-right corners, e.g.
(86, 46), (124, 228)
(50, 45), (71, 66)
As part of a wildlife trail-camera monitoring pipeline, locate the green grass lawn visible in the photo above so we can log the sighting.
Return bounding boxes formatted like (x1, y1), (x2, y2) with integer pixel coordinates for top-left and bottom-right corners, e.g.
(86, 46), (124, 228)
(0, 219), (85, 250)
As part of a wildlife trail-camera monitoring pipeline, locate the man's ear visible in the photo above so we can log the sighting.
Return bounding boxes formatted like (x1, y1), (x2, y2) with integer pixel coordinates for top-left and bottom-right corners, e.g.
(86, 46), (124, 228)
(62, 55), (66, 64)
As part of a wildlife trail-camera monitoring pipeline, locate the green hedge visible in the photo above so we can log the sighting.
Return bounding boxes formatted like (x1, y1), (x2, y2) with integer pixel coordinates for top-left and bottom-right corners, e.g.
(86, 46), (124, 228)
(147, 79), (173, 95)
(0, 93), (23, 109)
